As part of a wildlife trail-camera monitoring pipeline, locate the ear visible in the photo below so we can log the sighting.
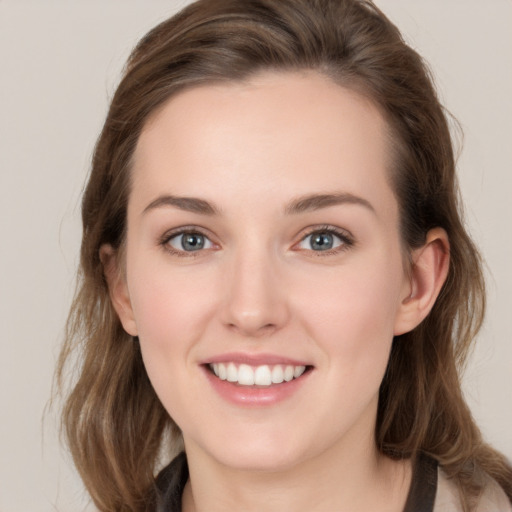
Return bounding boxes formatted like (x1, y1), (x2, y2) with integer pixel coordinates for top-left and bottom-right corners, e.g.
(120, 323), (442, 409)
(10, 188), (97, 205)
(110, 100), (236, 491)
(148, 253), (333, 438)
(99, 244), (138, 336)
(394, 228), (450, 336)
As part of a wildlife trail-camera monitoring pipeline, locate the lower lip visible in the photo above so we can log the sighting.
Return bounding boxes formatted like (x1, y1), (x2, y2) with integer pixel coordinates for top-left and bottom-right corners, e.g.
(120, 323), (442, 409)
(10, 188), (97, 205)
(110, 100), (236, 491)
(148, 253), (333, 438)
(203, 366), (311, 406)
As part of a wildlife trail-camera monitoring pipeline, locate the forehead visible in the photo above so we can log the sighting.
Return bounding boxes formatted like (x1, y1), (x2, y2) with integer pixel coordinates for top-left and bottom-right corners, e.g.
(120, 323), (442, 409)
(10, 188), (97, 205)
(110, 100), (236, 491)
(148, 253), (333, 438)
(130, 70), (395, 217)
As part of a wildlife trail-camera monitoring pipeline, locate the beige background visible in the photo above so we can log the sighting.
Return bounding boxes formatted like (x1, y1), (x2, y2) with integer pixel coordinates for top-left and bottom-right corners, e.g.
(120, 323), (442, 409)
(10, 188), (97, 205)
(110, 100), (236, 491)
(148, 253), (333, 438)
(0, 1), (510, 510)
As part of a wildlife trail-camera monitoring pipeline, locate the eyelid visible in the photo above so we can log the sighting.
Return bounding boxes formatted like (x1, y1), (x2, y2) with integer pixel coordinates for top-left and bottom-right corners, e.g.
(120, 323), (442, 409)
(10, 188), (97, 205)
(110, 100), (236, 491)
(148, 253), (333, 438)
(293, 225), (355, 254)
(159, 225), (218, 256)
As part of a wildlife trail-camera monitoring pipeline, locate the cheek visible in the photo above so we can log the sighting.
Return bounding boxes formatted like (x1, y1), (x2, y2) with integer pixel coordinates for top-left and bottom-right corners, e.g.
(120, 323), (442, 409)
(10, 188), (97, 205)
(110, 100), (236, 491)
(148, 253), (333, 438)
(127, 255), (215, 340)
(298, 256), (404, 370)
(126, 261), (221, 421)
(295, 257), (405, 432)
(126, 257), (218, 382)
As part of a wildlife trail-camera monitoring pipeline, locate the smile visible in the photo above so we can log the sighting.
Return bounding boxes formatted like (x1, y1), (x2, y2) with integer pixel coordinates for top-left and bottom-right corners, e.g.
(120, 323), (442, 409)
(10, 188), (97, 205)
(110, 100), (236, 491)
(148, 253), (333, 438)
(209, 362), (307, 386)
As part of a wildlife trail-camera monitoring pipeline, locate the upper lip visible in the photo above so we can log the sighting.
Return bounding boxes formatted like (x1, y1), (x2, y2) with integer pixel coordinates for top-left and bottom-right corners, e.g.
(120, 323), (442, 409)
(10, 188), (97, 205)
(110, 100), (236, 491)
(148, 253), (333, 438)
(201, 352), (311, 367)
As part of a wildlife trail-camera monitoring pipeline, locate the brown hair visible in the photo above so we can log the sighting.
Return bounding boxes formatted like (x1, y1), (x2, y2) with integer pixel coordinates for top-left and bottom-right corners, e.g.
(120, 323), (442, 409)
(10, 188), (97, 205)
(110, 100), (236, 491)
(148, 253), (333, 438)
(56, 0), (512, 510)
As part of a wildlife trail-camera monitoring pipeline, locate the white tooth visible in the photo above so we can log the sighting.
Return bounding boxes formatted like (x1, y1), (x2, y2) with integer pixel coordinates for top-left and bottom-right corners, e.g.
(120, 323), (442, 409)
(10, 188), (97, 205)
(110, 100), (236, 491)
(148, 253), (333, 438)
(226, 362), (238, 382)
(284, 365), (294, 382)
(294, 365), (306, 378)
(271, 365), (284, 384)
(254, 365), (272, 386)
(238, 364), (255, 385)
(212, 363), (219, 377)
(218, 363), (227, 380)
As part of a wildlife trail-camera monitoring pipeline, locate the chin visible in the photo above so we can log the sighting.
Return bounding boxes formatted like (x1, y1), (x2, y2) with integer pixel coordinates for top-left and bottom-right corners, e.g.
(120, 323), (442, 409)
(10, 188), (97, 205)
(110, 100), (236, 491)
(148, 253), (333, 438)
(218, 446), (303, 472)
(186, 424), (320, 473)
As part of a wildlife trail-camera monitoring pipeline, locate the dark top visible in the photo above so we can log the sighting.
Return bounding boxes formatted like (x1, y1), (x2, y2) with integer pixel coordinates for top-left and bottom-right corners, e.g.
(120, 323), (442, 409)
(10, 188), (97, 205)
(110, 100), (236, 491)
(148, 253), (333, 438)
(156, 452), (438, 512)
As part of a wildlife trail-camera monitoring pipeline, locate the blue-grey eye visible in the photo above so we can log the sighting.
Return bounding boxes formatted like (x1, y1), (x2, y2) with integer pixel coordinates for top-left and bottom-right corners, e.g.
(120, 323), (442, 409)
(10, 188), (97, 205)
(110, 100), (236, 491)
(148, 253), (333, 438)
(168, 232), (212, 252)
(299, 231), (343, 251)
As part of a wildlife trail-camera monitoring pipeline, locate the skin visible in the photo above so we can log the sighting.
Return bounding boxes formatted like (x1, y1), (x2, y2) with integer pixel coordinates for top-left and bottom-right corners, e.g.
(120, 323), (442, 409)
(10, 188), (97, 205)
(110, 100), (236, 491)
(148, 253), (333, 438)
(104, 71), (449, 511)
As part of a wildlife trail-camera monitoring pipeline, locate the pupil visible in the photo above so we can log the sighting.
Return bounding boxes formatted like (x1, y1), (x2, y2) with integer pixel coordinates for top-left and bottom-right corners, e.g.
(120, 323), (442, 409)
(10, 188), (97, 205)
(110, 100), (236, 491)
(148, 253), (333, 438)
(311, 233), (333, 251)
(183, 234), (204, 251)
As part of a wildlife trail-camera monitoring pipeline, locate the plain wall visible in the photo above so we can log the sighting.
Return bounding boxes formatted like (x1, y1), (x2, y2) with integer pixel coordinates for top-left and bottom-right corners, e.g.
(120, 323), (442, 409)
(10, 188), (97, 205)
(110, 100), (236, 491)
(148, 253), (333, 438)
(0, 1), (510, 510)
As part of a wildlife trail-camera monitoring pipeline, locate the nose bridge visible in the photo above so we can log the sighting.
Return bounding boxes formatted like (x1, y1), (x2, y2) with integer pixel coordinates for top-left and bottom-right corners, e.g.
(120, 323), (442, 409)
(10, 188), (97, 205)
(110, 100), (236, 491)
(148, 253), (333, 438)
(221, 236), (289, 336)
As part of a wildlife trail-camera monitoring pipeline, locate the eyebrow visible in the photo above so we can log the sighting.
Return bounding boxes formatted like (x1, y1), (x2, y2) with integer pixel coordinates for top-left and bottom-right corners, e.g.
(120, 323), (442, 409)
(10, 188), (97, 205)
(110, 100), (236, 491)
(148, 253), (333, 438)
(142, 195), (220, 216)
(284, 192), (375, 215)
(142, 191), (375, 217)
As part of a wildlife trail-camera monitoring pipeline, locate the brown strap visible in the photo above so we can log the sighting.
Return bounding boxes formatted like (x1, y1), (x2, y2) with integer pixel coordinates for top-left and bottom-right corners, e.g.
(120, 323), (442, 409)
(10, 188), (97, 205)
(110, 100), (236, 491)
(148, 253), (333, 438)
(156, 451), (188, 512)
(403, 454), (438, 512)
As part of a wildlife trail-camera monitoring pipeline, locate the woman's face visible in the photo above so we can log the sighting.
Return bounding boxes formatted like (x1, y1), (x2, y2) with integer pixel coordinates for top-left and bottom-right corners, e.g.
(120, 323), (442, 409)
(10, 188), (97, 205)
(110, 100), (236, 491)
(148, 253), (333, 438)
(117, 71), (413, 471)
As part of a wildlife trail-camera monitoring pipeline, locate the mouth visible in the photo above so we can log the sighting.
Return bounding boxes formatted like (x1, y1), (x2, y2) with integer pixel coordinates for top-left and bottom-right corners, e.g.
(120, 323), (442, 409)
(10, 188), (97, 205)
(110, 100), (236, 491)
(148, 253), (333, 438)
(207, 362), (311, 387)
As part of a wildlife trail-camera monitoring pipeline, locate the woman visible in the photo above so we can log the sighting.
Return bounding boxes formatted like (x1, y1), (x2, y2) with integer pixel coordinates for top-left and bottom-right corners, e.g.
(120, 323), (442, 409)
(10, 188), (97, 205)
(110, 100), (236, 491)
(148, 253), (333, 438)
(56, 0), (512, 510)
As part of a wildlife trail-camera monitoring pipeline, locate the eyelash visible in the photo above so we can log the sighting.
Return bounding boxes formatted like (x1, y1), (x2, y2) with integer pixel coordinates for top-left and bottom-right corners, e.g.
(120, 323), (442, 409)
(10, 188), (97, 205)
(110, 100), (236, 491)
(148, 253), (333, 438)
(159, 225), (355, 257)
(296, 225), (355, 256)
(159, 226), (214, 258)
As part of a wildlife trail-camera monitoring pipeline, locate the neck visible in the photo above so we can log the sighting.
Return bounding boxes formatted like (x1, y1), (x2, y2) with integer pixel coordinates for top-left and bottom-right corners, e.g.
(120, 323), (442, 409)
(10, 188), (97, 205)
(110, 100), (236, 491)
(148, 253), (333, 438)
(182, 426), (412, 512)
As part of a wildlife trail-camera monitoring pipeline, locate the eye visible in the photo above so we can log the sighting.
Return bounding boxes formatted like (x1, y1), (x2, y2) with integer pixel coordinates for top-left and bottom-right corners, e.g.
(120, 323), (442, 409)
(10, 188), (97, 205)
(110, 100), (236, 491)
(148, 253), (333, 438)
(297, 228), (352, 252)
(167, 231), (213, 252)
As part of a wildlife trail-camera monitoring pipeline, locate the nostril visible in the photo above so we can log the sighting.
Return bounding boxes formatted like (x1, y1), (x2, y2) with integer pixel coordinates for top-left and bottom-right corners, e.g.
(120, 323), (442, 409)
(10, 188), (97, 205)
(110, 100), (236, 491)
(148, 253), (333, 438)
(226, 321), (278, 337)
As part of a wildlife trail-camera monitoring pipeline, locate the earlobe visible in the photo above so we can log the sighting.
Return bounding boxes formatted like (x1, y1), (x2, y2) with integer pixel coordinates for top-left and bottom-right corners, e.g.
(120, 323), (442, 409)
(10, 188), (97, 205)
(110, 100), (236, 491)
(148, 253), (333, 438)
(99, 244), (138, 337)
(394, 228), (450, 336)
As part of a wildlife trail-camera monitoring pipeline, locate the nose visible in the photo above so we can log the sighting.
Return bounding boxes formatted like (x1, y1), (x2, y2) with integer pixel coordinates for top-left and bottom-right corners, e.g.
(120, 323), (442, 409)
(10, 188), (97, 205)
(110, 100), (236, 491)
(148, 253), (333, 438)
(220, 248), (290, 337)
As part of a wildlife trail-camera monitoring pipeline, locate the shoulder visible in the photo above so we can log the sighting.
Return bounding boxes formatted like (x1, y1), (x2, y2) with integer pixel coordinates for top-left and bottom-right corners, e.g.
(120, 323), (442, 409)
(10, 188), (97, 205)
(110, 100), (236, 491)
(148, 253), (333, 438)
(434, 468), (512, 512)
